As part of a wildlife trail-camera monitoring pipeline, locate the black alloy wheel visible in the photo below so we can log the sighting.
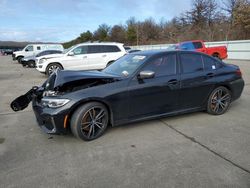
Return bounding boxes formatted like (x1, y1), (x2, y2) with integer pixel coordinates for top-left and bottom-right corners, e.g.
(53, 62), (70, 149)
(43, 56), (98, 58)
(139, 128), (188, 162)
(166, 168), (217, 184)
(71, 102), (109, 141)
(207, 86), (232, 115)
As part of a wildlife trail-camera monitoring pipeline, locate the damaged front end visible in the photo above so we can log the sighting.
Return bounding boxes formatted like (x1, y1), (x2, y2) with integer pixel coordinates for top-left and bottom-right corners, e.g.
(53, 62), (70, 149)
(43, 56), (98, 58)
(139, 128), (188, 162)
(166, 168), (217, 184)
(10, 69), (120, 112)
(10, 69), (121, 134)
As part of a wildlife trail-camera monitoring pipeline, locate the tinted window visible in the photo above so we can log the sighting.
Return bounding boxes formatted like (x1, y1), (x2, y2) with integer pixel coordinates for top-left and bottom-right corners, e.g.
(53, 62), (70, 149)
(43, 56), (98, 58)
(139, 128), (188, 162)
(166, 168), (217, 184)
(192, 42), (203, 49)
(36, 51), (48, 57)
(142, 54), (177, 77)
(37, 46), (41, 50)
(180, 42), (195, 50)
(73, 46), (88, 55)
(88, 45), (103, 53)
(103, 45), (121, 52)
(180, 53), (203, 73)
(202, 55), (217, 71)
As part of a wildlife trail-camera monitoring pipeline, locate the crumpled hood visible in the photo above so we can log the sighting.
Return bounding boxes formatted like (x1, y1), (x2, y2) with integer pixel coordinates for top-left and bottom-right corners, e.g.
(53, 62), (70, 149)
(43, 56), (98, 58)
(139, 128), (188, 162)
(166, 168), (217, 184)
(52, 70), (121, 89)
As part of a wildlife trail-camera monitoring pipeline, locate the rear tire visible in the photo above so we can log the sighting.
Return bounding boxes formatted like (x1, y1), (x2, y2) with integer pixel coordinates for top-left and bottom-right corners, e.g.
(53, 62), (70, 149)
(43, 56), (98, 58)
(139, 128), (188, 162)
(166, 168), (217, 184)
(46, 63), (63, 76)
(207, 86), (232, 115)
(70, 102), (109, 141)
(212, 53), (221, 60)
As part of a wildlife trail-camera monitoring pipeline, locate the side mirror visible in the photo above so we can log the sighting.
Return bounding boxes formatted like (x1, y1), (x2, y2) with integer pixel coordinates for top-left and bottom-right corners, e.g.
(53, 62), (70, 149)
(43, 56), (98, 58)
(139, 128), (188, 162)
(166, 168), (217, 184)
(68, 52), (74, 56)
(138, 70), (155, 80)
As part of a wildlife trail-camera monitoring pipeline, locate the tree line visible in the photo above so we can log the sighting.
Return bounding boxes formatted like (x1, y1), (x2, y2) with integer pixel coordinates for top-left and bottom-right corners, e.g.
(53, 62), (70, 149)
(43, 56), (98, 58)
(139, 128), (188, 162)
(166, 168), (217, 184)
(63, 0), (250, 48)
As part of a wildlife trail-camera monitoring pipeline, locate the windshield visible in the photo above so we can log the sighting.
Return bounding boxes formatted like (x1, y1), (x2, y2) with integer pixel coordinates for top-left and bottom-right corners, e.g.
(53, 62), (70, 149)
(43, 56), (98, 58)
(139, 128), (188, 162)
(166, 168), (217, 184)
(63, 45), (75, 54)
(103, 54), (147, 77)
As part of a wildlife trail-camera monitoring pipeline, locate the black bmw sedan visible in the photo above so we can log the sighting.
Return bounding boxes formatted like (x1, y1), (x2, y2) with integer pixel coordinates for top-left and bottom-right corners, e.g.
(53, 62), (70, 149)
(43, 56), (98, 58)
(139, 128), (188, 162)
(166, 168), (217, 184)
(11, 50), (244, 141)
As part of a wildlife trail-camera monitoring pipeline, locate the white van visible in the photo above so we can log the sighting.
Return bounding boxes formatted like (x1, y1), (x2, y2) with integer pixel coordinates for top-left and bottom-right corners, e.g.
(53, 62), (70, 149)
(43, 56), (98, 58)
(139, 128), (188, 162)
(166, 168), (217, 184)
(36, 42), (126, 75)
(13, 44), (64, 63)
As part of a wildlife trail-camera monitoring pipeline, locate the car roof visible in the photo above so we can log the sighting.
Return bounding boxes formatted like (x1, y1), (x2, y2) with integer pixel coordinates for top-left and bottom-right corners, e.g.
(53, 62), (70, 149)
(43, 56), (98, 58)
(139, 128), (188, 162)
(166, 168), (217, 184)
(130, 49), (208, 56)
(76, 42), (124, 47)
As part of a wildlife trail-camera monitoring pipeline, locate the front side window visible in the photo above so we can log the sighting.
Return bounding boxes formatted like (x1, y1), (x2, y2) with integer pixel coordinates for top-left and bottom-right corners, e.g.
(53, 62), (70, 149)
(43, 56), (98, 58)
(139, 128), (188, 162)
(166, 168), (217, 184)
(72, 46), (88, 55)
(25, 46), (33, 51)
(180, 53), (203, 73)
(141, 54), (177, 77)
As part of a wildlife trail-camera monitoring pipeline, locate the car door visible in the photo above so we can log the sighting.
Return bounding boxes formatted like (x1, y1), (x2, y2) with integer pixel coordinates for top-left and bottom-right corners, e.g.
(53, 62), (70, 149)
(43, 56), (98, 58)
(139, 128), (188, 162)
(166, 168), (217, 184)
(179, 52), (215, 109)
(62, 45), (88, 70)
(24, 45), (35, 56)
(86, 45), (108, 70)
(128, 52), (180, 118)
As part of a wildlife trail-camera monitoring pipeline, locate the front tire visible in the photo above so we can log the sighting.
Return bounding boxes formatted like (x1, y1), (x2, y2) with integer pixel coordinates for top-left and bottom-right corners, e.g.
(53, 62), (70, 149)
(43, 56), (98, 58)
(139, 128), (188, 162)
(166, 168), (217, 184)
(46, 63), (63, 76)
(27, 60), (35, 68)
(70, 102), (109, 141)
(17, 56), (23, 63)
(207, 86), (232, 115)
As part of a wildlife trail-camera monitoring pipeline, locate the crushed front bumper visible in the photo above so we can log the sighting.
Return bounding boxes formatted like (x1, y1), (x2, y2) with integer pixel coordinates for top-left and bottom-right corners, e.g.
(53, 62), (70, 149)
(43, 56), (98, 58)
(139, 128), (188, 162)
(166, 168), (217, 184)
(32, 100), (69, 134)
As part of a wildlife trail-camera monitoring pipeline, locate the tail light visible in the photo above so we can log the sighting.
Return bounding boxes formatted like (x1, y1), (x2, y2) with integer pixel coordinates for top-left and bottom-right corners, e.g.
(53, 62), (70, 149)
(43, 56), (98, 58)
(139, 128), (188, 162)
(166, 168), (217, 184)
(236, 69), (242, 77)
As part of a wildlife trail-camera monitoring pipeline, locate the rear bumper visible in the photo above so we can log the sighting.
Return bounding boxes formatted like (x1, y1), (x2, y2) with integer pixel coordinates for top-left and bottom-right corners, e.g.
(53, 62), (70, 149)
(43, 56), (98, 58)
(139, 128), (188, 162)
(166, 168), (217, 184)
(229, 78), (244, 101)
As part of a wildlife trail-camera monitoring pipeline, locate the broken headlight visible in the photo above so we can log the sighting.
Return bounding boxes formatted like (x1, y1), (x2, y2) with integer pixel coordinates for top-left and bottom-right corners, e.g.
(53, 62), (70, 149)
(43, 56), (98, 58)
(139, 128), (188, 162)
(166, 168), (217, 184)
(41, 98), (70, 108)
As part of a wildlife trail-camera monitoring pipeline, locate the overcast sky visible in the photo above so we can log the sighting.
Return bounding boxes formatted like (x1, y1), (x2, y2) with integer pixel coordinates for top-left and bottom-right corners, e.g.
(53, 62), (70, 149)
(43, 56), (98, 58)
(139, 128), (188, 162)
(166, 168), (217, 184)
(0, 0), (192, 42)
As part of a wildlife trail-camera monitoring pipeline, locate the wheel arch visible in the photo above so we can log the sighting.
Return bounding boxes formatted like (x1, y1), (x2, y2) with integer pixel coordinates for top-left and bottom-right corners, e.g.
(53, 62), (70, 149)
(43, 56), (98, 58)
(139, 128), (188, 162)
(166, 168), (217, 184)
(67, 99), (114, 129)
(46, 62), (64, 69)
(212, 52), (221, 59)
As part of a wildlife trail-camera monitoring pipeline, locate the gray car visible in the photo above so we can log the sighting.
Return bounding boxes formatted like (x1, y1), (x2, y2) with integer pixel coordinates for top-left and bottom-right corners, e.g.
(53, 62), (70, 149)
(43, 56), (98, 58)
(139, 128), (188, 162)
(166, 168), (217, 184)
(21, 50), (62, 68)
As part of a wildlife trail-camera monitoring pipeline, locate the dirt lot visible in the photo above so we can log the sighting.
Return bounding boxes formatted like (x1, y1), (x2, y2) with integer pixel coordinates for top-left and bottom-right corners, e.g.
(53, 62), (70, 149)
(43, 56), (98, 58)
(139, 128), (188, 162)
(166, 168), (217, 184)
(0, 56), (250, 188)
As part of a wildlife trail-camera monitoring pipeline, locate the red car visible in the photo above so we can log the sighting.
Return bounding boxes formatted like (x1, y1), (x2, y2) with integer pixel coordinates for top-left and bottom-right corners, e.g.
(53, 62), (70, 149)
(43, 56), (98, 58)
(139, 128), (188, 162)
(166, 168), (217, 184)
(170, 40), (228, 59)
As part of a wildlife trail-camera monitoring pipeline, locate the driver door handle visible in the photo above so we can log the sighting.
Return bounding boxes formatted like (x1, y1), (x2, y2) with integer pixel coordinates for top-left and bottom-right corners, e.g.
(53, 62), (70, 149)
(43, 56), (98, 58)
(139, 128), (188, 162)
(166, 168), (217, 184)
(168, 79), (178, 85)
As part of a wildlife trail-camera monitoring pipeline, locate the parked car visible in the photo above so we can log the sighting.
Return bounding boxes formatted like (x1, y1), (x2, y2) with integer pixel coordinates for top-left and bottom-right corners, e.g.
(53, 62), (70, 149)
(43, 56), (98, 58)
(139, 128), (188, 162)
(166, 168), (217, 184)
(21, 50), (63, 68)
(11, 50), (244, 141)
(169, 40), (228, 59)
(35, 42), (126, 75)
(12, 44), (64, 63)
(2, 49), (13, 55)
(128, 49), (141, 53)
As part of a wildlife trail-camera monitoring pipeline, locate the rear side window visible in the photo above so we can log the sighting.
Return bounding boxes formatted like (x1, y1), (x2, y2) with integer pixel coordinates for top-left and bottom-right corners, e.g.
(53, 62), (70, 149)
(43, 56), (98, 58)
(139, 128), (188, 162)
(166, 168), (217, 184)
(88, 45), (103, 53)
(180, 53), (203, 73)
(202, 55), (217, 71)
(192, 42), (203, 49)
(103, 45), (121, 52)
(142, 53), (177, 77)
(37, 46), (41, 50)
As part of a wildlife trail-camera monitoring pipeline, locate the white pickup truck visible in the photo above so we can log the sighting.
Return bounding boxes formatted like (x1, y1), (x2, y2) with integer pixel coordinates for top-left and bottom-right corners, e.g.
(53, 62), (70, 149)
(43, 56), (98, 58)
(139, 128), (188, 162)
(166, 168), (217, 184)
(12, 44), (64, 63)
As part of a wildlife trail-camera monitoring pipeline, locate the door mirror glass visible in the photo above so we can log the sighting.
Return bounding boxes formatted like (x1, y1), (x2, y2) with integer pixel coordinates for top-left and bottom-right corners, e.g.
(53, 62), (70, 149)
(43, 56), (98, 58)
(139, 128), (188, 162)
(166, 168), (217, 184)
(138, 70), (155, 80)
(68, 51), (74, 56)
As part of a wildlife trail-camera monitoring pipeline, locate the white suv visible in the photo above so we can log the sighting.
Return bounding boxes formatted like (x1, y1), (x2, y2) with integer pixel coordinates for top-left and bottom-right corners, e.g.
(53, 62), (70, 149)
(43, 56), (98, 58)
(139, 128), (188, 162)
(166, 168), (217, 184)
(36, 42), (126, 75)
